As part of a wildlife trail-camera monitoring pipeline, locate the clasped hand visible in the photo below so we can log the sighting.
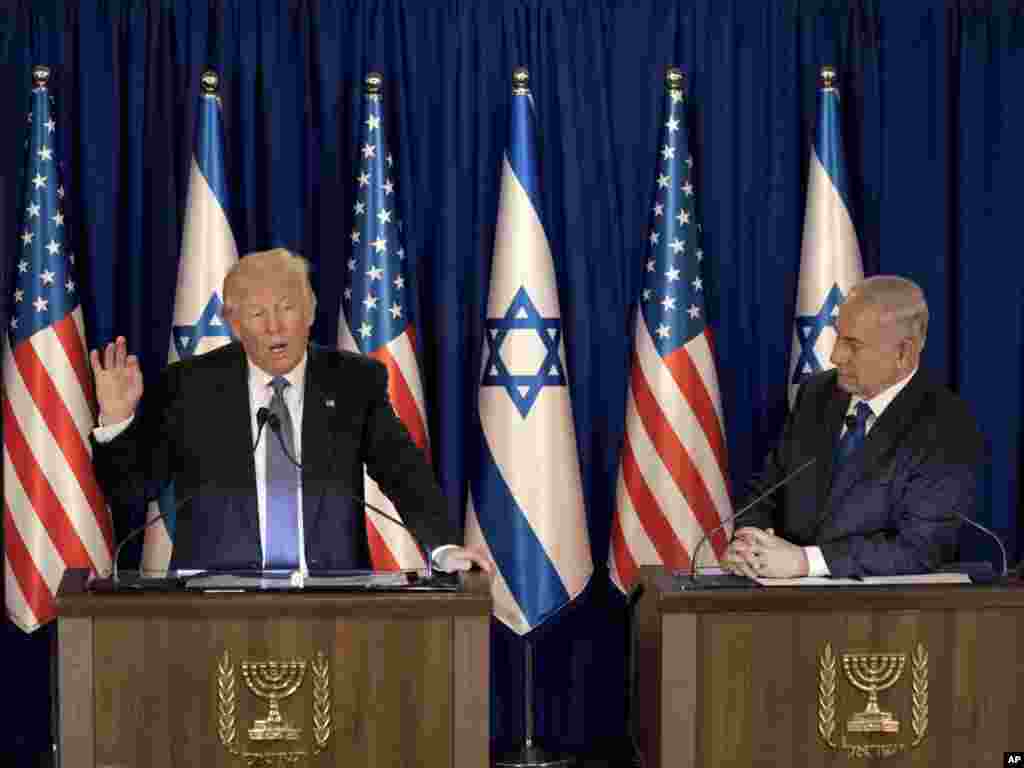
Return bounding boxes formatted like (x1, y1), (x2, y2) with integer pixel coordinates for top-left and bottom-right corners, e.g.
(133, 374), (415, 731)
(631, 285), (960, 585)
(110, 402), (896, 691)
(722, 527), (809, 579)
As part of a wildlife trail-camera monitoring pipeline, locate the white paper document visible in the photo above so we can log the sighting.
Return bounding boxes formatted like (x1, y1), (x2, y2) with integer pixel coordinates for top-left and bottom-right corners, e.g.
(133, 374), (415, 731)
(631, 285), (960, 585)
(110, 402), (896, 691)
(754, 572), (972, 587)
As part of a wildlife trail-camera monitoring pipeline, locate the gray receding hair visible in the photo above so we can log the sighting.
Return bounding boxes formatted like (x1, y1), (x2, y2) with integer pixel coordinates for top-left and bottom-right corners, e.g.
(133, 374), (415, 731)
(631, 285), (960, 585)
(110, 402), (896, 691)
(223, 247), (316, 314)
(848, 275), (929, 343)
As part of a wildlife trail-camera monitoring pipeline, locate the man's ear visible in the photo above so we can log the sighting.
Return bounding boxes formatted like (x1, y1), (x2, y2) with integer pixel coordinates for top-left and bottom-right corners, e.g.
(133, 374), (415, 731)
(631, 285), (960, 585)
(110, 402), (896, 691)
(306, 293), (318, 327)
(899, 335), (920, 369)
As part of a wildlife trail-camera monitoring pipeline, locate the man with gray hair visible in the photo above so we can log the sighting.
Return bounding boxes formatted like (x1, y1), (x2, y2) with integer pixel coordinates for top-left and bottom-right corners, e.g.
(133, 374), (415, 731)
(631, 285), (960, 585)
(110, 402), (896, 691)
(724, 275), (983, 578)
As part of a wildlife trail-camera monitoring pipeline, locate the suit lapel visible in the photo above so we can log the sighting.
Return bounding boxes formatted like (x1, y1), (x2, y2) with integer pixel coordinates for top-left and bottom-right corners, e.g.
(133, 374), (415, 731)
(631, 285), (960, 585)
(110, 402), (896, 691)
(854, 371), (925, 477)
(213, 344), (257, 480)
(301, 347), (335, 543)
(818, 380), (850, 500)
(822, 371), (926, 524)
(211, 344), (262, 561)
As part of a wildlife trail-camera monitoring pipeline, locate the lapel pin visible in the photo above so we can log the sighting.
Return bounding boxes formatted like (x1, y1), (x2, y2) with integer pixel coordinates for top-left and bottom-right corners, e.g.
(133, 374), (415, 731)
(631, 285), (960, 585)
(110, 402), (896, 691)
(325, 399), (335, 408)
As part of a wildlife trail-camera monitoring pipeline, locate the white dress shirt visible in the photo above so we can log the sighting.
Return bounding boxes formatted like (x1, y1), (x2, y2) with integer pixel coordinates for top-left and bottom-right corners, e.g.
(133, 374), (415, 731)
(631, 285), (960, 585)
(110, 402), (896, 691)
(248, 354), (307, 571)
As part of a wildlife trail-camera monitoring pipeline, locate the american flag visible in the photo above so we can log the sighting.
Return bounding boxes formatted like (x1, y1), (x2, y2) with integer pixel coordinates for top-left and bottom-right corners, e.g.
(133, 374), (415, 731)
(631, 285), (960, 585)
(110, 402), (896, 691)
(337, 73), (428, 570)
(4, 66), (112, 632)
(609, 68), (732, 593)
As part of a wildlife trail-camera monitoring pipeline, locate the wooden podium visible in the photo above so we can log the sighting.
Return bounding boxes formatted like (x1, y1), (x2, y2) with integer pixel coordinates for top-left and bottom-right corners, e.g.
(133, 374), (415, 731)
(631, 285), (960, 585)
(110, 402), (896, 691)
(635, 566), (1024, 767)
(56, 569), (490, 768)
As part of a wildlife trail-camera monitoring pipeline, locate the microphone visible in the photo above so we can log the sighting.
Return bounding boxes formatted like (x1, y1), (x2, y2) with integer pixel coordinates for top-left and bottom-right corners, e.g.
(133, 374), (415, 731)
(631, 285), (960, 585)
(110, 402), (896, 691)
(254, 407), (272, 450)
(105, 483), (215, 587)
(263, 413), (435, 577)
(685, 457), (817, 584)
(944, 511), (1008, 580)
(883, 445), (1006, 581)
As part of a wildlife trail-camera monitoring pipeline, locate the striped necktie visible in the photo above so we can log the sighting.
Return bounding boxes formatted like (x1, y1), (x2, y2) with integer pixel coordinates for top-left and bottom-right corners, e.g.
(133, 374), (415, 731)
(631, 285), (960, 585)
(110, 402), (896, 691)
(265, 376), (299, 570)
(835, 400), (873, 466)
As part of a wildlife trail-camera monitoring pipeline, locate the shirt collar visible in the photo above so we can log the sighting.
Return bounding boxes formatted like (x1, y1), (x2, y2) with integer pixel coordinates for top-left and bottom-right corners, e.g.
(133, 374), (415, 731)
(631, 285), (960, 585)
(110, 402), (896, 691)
(247, 350), (308, 399)
(850, 367), (918, 419)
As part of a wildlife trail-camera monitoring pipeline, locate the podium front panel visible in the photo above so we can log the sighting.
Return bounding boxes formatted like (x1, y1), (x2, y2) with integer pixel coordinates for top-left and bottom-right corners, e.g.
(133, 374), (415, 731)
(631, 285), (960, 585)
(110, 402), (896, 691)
(57, 570), (490, 768)
(636, 567), (1024, 768)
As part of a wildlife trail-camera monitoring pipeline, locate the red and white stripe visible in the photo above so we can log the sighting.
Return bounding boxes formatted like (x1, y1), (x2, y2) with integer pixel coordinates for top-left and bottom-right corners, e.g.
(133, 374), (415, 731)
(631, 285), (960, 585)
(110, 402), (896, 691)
(3, 308), (113, 632)
(338, 321), (428, 570)
(609, 320), (732, 593)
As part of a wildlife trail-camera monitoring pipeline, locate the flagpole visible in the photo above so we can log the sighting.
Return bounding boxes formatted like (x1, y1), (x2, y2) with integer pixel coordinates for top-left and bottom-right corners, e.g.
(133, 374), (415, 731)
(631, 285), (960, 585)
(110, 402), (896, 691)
(489, 68), (575, 768)
(494, 634), (569, 768)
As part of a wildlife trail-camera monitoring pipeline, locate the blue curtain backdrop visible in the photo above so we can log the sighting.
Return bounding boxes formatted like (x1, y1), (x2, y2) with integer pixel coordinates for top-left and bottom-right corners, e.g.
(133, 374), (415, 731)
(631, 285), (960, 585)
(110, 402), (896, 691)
(2, 0), (1023, 762)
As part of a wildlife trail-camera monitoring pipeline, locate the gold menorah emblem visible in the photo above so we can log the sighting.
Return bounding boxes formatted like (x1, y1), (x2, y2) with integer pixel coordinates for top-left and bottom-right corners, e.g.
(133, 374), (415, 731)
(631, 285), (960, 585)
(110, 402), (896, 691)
(841, 653), (906, 734)
(241, 659), (307, 741)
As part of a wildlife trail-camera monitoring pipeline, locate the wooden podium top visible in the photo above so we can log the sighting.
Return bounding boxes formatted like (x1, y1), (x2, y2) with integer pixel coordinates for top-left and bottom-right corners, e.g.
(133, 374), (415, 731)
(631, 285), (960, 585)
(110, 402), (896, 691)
(57, 568), (492, 620)
(639, 565), (1024, 614)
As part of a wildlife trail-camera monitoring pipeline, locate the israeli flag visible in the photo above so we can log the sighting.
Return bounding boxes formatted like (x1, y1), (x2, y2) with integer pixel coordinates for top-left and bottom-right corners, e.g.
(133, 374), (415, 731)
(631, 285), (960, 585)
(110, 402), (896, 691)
(466, 70), (593, 636)
(142, 72), (238, 573)
(789, 68), (864, 405)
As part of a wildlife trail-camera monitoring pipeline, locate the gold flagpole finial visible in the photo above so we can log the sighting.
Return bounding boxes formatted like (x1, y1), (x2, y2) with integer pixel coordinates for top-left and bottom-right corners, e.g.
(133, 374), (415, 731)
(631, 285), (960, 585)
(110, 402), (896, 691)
(200, 69), (221, 95)
(820, 65), (837, 91)
(665, 66), (685, 94)
(31, 65), (50, 88)
(512, 67), (530, 96)
(364, 72), (384, 96)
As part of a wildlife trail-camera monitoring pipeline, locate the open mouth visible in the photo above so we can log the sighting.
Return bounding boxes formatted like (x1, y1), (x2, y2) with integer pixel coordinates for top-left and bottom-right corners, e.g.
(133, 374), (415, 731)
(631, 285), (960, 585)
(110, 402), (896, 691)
(269, 342), (289, 356)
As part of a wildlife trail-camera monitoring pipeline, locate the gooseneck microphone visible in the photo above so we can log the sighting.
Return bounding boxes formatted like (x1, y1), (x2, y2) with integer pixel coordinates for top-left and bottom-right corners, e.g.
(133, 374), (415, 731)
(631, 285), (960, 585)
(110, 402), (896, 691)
(948, 511), (1008, 578)
(686, 457), (818, 583)
(108, 484), (207, 585)
(263, 412), (435, 577)
(254, 406), (272, 450)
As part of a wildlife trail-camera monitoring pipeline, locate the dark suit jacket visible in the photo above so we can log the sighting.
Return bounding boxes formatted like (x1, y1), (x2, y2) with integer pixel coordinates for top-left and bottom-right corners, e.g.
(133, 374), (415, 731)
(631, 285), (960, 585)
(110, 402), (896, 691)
(740, 369), (984, 577)
(93, 343), (454, 571)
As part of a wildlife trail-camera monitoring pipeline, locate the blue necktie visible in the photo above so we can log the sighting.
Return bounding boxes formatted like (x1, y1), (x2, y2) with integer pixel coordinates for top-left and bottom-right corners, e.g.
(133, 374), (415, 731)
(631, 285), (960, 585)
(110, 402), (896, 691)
(265, 376), (300, 570)
(835, 401), (873, 466)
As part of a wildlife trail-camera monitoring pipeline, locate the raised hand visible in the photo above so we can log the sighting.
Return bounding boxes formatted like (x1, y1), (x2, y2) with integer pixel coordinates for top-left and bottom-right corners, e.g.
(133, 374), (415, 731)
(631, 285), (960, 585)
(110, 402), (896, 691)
(89, 336), (143, 425)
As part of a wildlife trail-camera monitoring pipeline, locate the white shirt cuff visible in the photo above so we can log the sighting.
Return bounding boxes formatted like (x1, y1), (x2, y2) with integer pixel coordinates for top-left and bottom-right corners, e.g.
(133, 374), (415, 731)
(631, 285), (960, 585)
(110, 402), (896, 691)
(804, 545), (831, 577)
(431, 544), (468, 572)
(93, 413), (135, 443)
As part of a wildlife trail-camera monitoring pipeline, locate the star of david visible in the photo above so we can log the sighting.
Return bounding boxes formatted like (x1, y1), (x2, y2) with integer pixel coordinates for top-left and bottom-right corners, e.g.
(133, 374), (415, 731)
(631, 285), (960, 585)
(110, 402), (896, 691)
(481, 286), (566, 418)
(172, 293), (232, 360)
(792, 283), (845, 386)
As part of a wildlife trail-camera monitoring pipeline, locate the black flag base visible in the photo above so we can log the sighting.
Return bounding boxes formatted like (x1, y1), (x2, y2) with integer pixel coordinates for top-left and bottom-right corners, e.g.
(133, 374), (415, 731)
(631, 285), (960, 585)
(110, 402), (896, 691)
(493, 742), (571, 768)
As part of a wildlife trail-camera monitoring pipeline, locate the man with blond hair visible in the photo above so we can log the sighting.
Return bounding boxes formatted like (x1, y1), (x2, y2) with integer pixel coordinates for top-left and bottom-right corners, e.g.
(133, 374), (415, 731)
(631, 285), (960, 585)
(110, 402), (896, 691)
(91, 248), (490, 575)
(724, 275), (983, 578)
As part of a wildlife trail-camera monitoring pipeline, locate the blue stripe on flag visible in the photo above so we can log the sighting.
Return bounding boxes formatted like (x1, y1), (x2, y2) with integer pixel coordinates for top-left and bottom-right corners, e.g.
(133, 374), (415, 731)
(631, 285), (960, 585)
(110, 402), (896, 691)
(196, 93), (230, 210)
(814, 88), (849, 208)
(470, 429), (570, 629)
(506, 94), (544, 214)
